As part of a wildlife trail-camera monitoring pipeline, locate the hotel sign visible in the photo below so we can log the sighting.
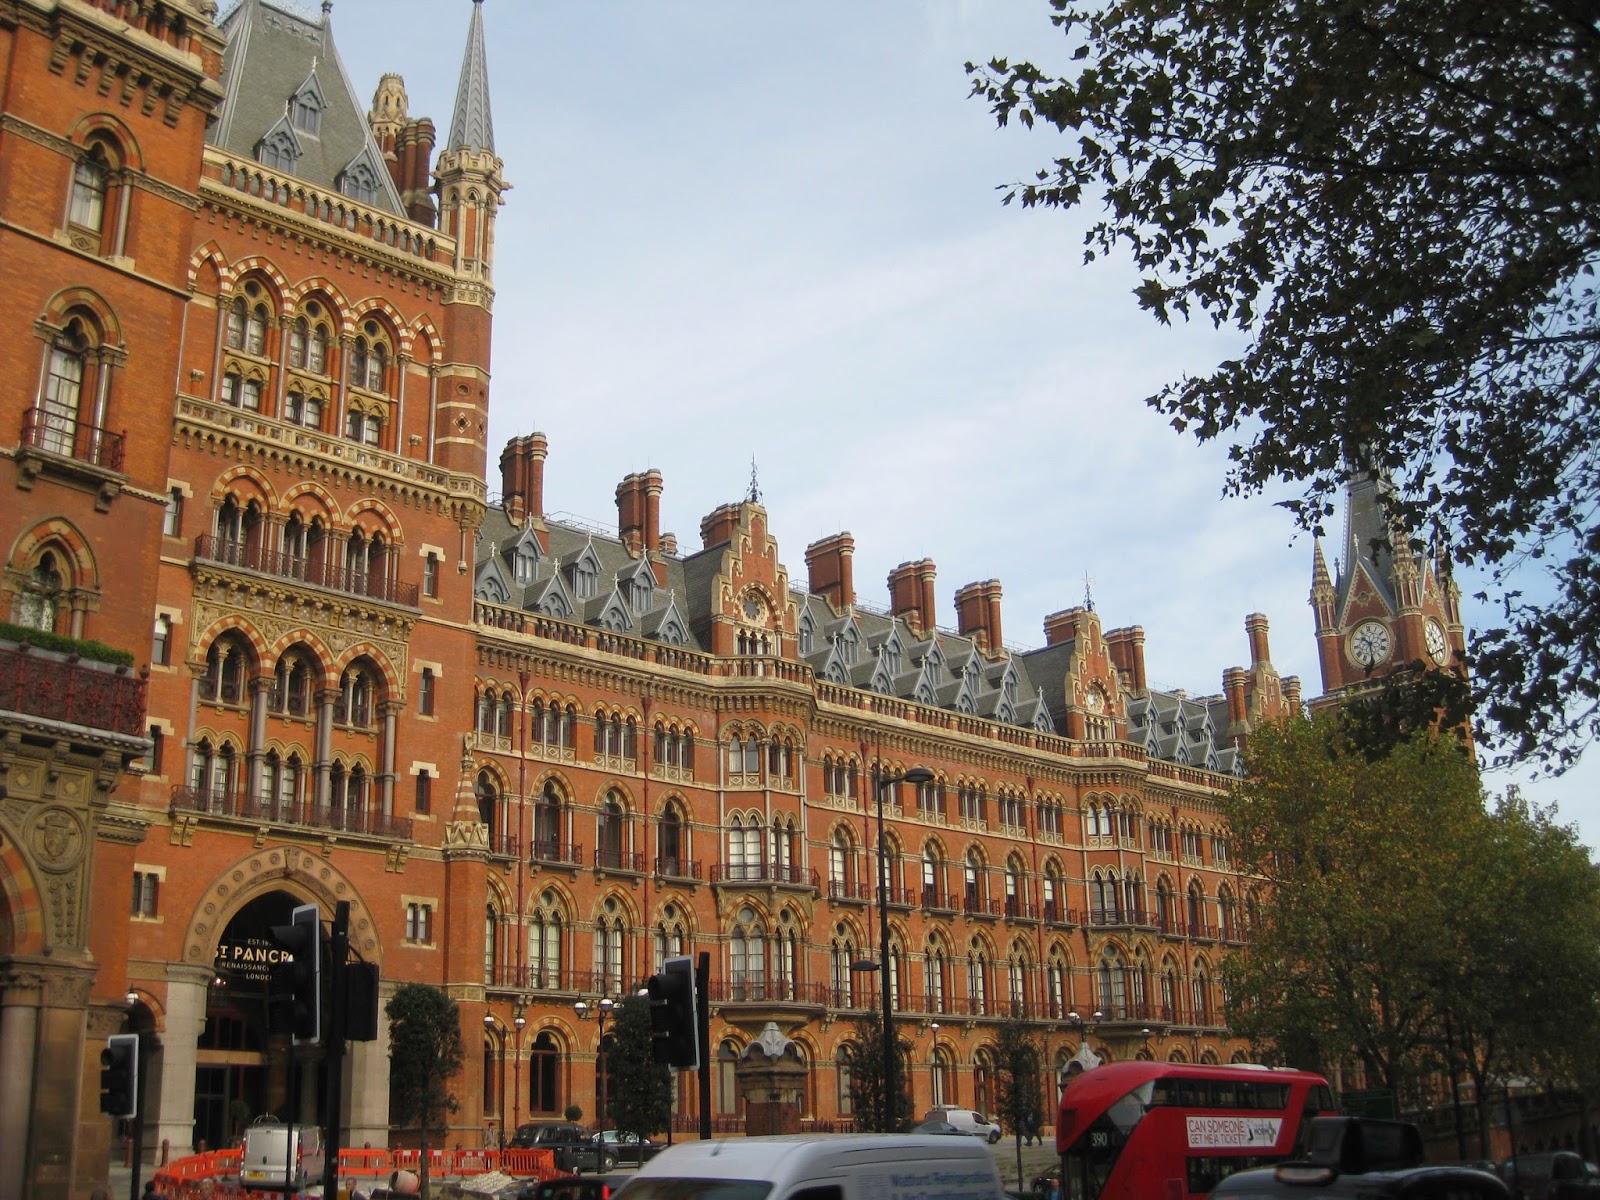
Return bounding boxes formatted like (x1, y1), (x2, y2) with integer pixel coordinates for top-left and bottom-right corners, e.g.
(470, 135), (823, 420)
(214, 935), (293, 984)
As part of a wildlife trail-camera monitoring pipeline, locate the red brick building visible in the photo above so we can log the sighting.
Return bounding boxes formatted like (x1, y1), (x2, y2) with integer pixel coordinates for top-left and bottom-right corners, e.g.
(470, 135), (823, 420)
(0, 2), (1307, 1196)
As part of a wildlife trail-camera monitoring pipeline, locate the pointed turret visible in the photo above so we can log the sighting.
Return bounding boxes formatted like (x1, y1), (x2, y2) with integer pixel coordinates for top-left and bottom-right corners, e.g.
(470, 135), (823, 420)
(448, 0), (496, 155)
(432, 0), (507, 478)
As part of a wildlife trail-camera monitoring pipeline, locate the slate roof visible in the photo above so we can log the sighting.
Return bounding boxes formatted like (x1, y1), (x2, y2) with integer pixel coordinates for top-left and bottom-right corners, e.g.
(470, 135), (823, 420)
(212, 0), (407, 215)
(474, 502), (1236, 765)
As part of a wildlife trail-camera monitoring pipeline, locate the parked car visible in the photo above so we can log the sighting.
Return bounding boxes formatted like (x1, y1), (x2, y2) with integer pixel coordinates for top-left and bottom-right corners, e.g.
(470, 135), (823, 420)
(509, 1122), (616, 1173)
(921, 1106), (1002, 1144)
(594, 1130), (663, 1165)
(1500, 1152), (1600, 1200)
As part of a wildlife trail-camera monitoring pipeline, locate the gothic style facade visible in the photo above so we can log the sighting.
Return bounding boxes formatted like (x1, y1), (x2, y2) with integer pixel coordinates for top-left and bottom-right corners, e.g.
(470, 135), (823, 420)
(0, 3), (1311, 1197)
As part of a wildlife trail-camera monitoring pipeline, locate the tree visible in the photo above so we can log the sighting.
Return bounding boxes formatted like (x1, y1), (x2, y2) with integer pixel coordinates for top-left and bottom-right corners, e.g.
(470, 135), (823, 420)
(608, 994), (673, 1158)
(968, 2), (1600, 771)
(993, 1015), (1044, 1187)
(387, 984), (465, 1200)
(1217, 713), (1489, 1105)
(846, 1009), (913, 1132)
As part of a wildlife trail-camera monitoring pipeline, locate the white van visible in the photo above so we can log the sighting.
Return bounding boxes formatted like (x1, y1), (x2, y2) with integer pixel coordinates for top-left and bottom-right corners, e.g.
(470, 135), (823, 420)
(239, 1120), (327, 1193)
(613, 1134), (1005, 1200)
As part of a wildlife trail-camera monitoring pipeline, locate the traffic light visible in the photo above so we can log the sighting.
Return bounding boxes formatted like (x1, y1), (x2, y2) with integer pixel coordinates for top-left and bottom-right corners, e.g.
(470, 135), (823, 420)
(646, 954), (698, 1069)
(345, 960), (380, 1041)
(99, 1033), (138, 1117)
(269, 902), (322, 1044)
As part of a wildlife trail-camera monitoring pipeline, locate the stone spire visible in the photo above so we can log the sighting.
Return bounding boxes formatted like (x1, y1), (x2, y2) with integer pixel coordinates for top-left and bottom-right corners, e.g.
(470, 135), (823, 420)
(448, 0), (495, 154)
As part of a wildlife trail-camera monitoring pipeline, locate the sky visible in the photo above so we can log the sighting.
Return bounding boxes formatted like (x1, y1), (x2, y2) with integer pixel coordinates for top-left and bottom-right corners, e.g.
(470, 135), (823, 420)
(329, 0), (1599, 848)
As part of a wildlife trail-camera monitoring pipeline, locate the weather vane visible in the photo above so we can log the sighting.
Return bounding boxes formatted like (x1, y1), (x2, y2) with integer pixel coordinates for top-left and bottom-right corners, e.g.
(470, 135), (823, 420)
(746, 457), (761, 504)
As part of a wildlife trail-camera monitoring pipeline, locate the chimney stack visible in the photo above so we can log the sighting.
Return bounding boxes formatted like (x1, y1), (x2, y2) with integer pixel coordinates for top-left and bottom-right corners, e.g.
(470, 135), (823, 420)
(955, 580), (1004, 654)
(1246, 613), (1272, 666)
(1283, 675), (1302, 712)
(1223, 666), (1249, 731)
(1105, 626), (1147, 691)
(888, 559), (936, 635)
(616, 469), (664, 556)
(806, 533), (856, 611)
(499, 433), (548, 522)
(700, 502), (742, 550)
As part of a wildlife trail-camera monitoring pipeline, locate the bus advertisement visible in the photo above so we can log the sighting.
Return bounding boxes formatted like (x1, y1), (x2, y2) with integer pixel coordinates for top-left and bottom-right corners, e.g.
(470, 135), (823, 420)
(1056, 1061), (1339, 1199)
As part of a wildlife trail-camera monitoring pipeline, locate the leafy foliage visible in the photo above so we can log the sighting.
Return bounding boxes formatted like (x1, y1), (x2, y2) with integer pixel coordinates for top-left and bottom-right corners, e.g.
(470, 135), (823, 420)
(608, 995), (673, 1146)
(846, 1009), (914, 1132)
(969, 1), (1600, 770)
(386, 984), (464, 1198)
(1219, 714), (1600, 1151)
(994, 1015), (1044, 1183)
(0, 621), (136, 667)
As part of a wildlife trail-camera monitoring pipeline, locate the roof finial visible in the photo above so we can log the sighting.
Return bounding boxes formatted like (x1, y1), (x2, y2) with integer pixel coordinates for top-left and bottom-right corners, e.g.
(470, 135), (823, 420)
(1083, 572), (1095, 612)
(746, 457), (761, 504)
(321, 0), (332, 19)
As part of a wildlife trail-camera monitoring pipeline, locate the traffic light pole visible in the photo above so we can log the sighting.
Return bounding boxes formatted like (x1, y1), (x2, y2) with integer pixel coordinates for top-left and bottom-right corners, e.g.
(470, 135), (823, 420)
(696, 952), (710, 1141)
(127, 1033), (147, 1200)
(322, 901), (350, 1200)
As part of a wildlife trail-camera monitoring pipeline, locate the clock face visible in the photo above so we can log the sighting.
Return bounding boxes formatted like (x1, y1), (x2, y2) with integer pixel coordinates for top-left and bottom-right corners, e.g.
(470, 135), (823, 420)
(742, 596), (763, 621)
(1085, 688), (1105, 712)
(1425, 619), (1449, 665)
(1349, 621), (1393, 669)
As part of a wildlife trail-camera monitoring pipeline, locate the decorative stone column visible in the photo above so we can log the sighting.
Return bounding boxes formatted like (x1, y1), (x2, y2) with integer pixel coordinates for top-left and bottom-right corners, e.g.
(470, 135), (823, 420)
(148, 964), (213, 1161)
(735, 1023), (808, 1136)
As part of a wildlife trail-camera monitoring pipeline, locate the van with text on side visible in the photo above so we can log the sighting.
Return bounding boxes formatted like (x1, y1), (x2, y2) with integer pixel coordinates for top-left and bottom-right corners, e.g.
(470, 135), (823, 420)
(611, 1133), (1006, 1200)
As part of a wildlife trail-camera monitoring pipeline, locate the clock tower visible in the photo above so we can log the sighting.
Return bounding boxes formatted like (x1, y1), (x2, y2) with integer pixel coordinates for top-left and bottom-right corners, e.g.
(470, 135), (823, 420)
(1310, 473), (1466, 701)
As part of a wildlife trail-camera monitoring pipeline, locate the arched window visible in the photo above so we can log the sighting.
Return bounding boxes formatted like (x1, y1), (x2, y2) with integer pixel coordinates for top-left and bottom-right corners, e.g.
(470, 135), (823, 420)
(829, 829), (854, 894)
(830, 925), (857, 1008)
(1043, 865), (1061, 922)
(1046, 953), (1068, 1019)
(836, 1043), (857, 1118)
(769, 815), (797, 873)
(597, 792), (625, 870)
(1004, 859), (1024, 917)
(594, 897), (625, 993)
(932, 1046), (956, 1108)
(727, 814), (762, 882)
(729, 906), (765, 1000)
(200, 635), (250, 705)
(967, 945), (990, 1016)
(1098, 950), (1129, 1019)
(271, 650), (315, 717)
(14, 551), (66, 633)
(1193, 965), (1212, 1024)
(1187, 881), (1206, 934)
(530, 891), (563, 988)
(925, 940), (949, 1014)
(657, 804), (685, 876)
(36, 319), (95, 459)
(338, 662), (376, 727)
(529, 1032), (559, 1115)
(534, 783), (563, 860)
(715, 1039), (740, 1116)
(774, 911), (799, 1001)
(476, 770), (501, 852)
(1008, 952), (1029, 1015)
(485, 906), (500, 985)
(69, 146), (110, 231)
(652, 902), (687, 973)
(974, 1048), (995, 1118)
(965, 850), (985, 911)
(923, 847), (942, 907)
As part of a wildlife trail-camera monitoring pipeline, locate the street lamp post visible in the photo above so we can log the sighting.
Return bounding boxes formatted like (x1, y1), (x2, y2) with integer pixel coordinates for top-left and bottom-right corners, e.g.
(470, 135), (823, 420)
(512, 1001), (528, 1129)
(871, 764), (934, 1131)
(574, 995), (616, 1128)
(482, 1013), (503, 1145)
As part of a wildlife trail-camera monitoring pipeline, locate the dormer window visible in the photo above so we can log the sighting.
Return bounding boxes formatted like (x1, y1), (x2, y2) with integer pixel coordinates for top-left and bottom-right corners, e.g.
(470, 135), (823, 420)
(798, 611), (815, 655)
(290, 92), (322, 136)
(514, 546), (537, 584)
(572, 560), (597, 600)
(339, 161), (380, 205)
(258, 129), (299, 172)
(880, 639), (902, 676)
(839, 627), (859, 666)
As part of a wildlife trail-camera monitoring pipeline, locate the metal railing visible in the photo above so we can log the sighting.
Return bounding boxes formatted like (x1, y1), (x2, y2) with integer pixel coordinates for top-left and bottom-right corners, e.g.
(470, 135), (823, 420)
(20, 406), (126, 472)
(194, 534), (420, 607)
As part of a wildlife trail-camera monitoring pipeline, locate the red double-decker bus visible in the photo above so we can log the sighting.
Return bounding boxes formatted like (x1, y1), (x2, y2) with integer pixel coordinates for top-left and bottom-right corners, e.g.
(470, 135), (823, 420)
(1056, 1060), (1339, 1200)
